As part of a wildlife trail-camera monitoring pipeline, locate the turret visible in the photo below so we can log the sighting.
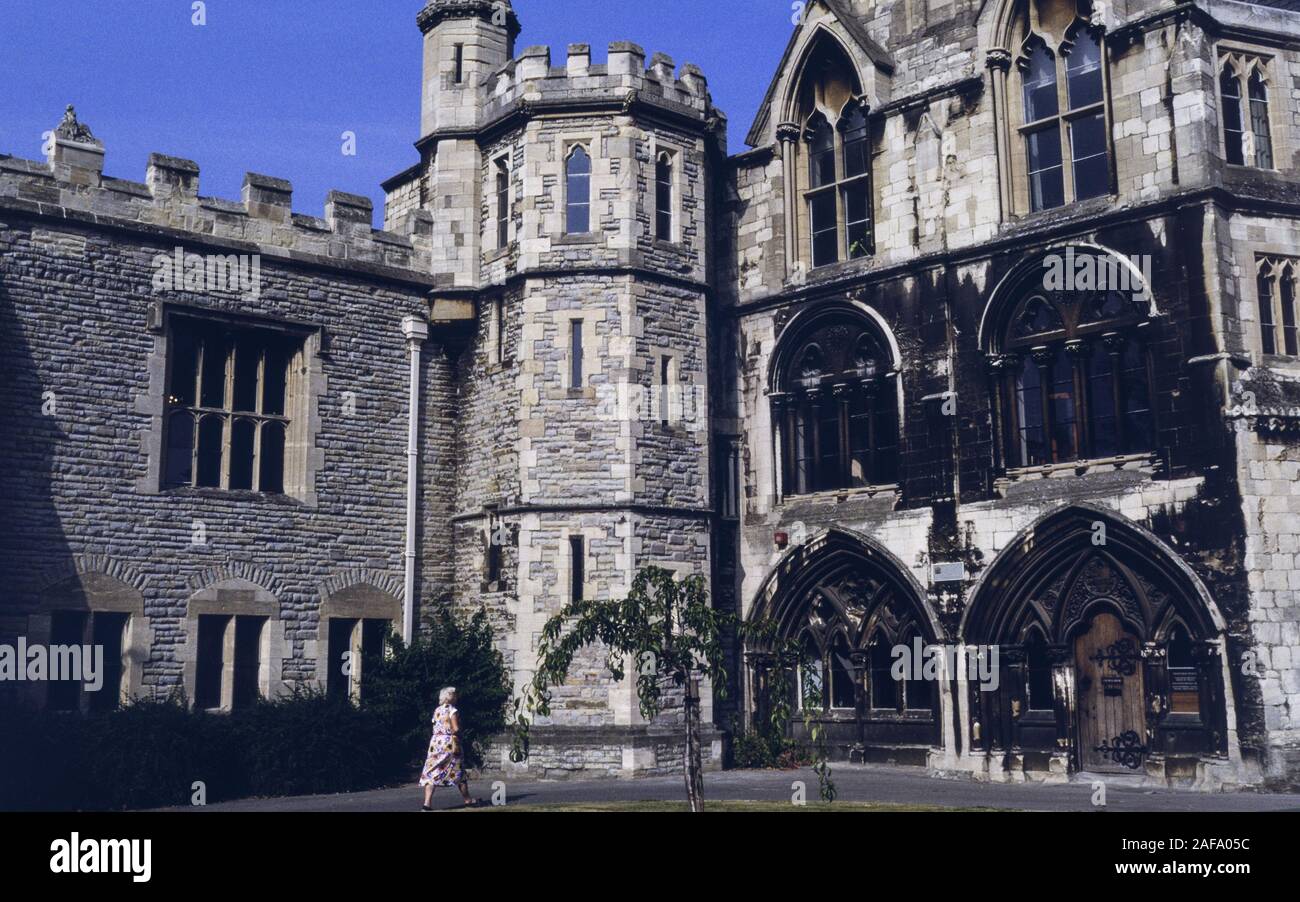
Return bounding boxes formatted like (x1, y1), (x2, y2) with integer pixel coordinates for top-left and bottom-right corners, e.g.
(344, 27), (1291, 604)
(417, 0), (520, 136)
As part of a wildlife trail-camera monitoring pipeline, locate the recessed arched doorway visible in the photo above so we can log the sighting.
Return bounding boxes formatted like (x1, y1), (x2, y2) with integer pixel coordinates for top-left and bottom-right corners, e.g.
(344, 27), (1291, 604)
(962, 506), (1236, 782)
(744, 528), (947, 766)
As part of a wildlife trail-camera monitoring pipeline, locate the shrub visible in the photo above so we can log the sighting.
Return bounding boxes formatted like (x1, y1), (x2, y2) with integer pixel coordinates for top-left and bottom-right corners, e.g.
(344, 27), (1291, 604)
(729, 731), (811, 770)
(360, 607), (511, 772)
(0, 608), (510, 810)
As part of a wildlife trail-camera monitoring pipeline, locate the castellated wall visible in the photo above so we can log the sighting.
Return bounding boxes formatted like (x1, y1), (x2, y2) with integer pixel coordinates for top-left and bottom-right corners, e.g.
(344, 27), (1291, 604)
(0, 141), (457, 704)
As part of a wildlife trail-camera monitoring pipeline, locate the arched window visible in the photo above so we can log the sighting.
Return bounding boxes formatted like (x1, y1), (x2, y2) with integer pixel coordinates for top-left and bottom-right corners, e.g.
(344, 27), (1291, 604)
(654, 152), (673, 241)
(772, 310), (899, 495)
(1017, 26), (1108, 212)
(565, 145), (591, 234)
(1257, 258), (1299, 357)
(991, 252), (1155, 468)
(1024, 629), (1055, 711)
(801, 100), (874, 268)
(1220, 56), (1274, 169)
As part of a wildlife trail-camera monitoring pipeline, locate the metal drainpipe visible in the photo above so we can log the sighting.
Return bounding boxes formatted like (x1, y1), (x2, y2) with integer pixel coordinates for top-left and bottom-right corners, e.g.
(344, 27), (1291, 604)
(401, 315), (429, 644)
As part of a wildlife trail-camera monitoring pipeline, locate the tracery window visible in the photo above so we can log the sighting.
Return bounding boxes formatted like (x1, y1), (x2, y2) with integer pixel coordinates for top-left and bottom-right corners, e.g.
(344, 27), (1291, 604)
(1220, 55), (1274, 169)
(772, 310), (899, 496)
(1017, 24), (1108, 212)
(989, 256), (1156, 469)
(1256, 256), (1298, 357)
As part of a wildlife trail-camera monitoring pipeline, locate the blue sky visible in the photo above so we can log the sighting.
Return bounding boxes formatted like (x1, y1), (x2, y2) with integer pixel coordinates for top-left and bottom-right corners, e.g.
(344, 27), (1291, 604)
(0, 0), (795, 226)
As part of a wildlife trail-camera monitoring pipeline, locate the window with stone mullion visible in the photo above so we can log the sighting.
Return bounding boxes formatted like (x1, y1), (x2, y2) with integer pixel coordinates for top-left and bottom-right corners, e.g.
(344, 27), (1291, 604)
(165, 322), (291, 493)
(1020, 30), (1108, 212)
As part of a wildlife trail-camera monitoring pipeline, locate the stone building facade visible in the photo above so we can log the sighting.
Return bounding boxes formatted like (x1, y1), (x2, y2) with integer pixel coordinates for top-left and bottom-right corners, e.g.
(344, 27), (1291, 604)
(2, 0), (1300, 789)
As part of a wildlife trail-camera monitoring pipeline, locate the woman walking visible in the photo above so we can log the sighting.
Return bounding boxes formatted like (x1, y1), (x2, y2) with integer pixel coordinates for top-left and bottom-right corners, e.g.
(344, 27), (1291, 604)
(420, 686), (478, 810)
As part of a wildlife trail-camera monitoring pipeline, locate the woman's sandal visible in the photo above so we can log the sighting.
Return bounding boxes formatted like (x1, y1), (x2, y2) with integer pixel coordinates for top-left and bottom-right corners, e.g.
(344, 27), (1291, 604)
(421, 804), (432, 812)
(462, 798), (483, 808)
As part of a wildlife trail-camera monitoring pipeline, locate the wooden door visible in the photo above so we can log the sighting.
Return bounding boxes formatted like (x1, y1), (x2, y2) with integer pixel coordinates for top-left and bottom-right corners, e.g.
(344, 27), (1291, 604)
(1074, 611), (1147, 773)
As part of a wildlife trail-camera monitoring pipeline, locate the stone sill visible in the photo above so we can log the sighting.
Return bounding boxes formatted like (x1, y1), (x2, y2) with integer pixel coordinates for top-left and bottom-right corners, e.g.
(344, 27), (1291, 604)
(997, 452), (1158, 489)
(158, 486), (307, 508)
(552, 232), (601, 245)
(781, 484), (900, 506)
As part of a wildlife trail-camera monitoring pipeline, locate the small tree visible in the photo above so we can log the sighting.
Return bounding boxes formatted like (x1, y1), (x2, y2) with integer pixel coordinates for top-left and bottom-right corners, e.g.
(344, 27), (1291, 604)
(510, 566), (728, 812)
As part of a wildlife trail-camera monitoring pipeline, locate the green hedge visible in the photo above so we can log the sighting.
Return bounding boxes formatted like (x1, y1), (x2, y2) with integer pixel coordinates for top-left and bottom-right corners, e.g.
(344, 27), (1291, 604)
(0, 608), (510, 811)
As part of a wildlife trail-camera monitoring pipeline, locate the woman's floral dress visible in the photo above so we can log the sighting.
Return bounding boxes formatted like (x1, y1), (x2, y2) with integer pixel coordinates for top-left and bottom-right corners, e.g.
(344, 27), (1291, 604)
(419, 704), (464, 787)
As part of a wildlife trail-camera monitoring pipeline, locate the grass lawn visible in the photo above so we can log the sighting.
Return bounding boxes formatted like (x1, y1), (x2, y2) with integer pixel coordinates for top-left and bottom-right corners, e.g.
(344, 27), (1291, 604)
(462, 800), (1005, 812)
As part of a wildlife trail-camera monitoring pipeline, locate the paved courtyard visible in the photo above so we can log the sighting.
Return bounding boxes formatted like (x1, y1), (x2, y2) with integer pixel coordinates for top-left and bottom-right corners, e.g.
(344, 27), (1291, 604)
(175, 765), (1300, 813)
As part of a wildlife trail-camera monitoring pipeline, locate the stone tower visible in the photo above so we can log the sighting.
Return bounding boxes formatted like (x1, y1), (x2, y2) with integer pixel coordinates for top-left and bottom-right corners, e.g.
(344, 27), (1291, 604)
(387, 3), (729, 776)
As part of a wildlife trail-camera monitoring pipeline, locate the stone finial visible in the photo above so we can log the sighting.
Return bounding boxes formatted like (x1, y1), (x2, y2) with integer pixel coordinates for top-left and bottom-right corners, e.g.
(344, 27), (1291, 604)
(55, 104), (101, 145)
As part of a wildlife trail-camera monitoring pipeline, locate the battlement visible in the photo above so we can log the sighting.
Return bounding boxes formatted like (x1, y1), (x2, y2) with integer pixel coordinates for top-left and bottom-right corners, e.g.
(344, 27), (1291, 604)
(0, 109), (434, 280)
(478, 41), (717, 129)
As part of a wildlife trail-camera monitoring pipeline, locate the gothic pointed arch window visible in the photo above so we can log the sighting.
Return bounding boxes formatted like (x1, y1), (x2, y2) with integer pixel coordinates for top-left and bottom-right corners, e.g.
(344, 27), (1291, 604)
(1219, 54), (1274, 169)
(786, 34), (874, 270)
(1001, 4), (1111, 215)
(988, 250), (1156, 469)
(771, 307), (900, 496)
(565, 144), (591, 234)
(1021, 28), (1107, 210)
(1256, 257), (1298, 358)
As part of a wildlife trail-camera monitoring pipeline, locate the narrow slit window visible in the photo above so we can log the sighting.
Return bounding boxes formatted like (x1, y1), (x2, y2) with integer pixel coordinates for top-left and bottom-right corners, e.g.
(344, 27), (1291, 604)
(569, 320), (584, 388)
(453, 44), (464, 84)
(1282, 269), (1298, 356)
(659, 355), (671, 425)
(496, 158), (510, 248)
(1221, 65), (1245, 166)
(569, 535), (585, 604)
(655, 152), (673, 241)
(1248, 69), (1273, 169)
(1259, 267), (1277, 355)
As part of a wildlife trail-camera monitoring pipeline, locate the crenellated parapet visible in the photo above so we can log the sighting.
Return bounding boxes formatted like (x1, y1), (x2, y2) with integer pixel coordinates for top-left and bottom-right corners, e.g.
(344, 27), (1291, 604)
(0, 108), (434, 279)
(474, 42), (719, 139)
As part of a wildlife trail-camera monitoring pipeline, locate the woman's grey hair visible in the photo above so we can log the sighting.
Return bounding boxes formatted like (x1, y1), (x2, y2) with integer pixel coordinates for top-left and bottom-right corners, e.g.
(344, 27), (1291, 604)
(439, 686), (457, 706)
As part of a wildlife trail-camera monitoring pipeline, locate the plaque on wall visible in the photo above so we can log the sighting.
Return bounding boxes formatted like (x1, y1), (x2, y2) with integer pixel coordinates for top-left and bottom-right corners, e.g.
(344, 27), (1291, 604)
(1169, 669), (1199, 693)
